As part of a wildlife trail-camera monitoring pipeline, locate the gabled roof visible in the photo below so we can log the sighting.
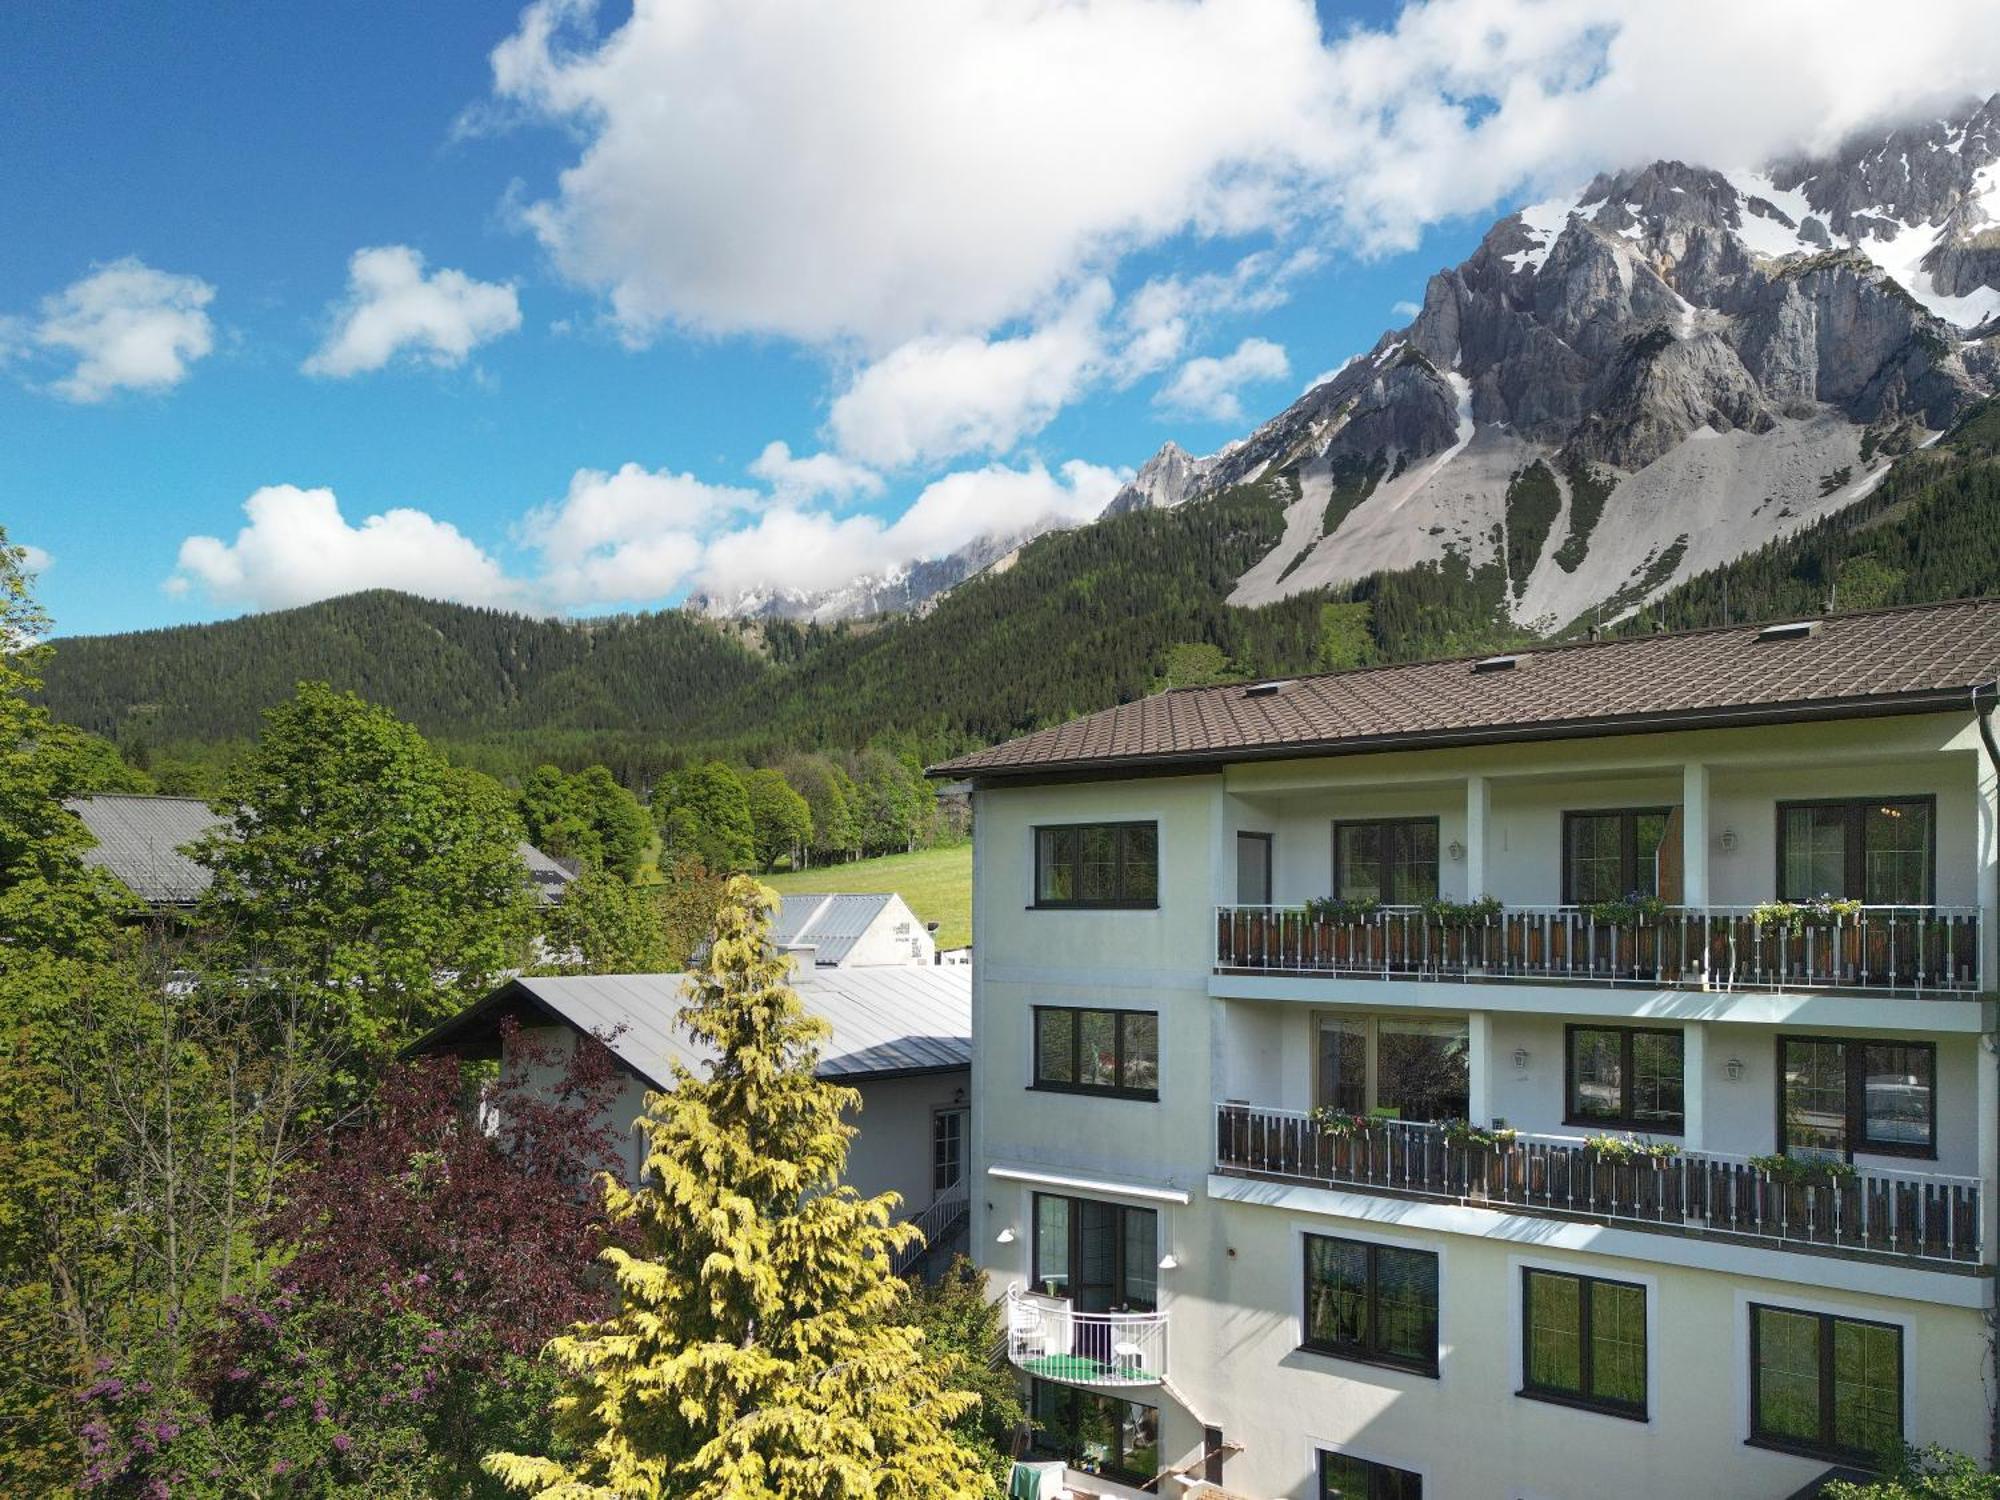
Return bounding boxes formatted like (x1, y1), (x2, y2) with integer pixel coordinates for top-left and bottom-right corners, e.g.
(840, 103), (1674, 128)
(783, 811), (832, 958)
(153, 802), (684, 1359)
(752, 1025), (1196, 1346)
(413, 964), (971, 1088)
(65, 793), (575, 907)
(768, 891), (907, 964)
(930, 598), (2000, 780)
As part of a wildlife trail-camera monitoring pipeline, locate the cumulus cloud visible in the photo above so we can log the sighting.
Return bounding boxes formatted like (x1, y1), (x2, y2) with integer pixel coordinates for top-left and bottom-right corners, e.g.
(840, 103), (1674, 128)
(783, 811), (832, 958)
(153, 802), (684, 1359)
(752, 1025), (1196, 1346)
(24, 258), (215, 402)
(692, 459), (1127, 601)
(1114, 248), (1322, 382)
(748, 441), (884, 504)
(1392, 299), (1423, 318)
(16, 543), (52, 573)
(828, 284), (1111, 468)
(484, 0), (2000, 355)
(303, 246), (522, 377)
(1156, 337), (1291, 423)
(517, 462), (760, 605)
(168, 485), (517, 610)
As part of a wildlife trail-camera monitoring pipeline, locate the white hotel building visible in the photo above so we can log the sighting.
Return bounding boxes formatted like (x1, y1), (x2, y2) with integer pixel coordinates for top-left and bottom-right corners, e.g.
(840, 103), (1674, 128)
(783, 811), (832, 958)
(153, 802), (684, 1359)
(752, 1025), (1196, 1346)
(932, 599), (2000, 1500)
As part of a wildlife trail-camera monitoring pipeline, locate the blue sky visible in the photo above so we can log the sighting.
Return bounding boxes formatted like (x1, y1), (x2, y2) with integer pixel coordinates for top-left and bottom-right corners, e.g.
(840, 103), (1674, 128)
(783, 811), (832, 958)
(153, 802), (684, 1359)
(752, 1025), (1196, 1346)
(4, 0), (1988, 637)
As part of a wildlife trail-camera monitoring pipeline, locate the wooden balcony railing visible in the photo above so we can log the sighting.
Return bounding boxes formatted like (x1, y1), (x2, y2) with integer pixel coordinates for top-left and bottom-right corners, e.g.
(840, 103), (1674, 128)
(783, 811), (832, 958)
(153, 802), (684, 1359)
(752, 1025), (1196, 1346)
(1214, 903), (1983, 996)
(1215, 1104), (1982, 1267)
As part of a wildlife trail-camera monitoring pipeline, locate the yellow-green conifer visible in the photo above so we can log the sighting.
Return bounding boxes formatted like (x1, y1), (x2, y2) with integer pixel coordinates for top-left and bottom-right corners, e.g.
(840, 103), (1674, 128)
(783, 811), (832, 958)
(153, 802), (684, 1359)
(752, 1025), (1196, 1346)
(486, 876), (991, 1499)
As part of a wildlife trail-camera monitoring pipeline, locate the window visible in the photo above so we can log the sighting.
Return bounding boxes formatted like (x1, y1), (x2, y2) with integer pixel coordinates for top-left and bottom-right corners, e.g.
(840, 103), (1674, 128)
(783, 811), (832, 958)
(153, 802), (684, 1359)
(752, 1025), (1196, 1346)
(1236, 831), (1273, 906)
(1779, 1037), (1936, 1160)
(1334, 819), (1439, 906)
(1750, 1305), (1903, 1463)
(1033, 1007), (1159, 1098)
(1031, 1195), (1157, 1312)
(1563, 807), (1676, 903)
(1034, 822), (1159, 908)
(932, 1108), (966, 1193)
(1520, 1269), (1647, 1419)
(1302, 1235), (1439, 1375)
(1319, 1451), (1423, 1499)
(1315, 1014), (1469, 1123)
(1566, 1026), (1685, 1133)
(1777, 799), (1934, 904)
(1030, 1381), (1159, 1487)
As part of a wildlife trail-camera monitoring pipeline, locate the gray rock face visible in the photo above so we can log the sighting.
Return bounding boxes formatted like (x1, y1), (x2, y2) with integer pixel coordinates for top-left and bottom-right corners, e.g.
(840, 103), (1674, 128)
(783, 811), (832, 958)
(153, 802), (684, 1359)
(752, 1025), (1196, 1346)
(689, 525), (1051, 623)
(1103, 440), (1221, 515)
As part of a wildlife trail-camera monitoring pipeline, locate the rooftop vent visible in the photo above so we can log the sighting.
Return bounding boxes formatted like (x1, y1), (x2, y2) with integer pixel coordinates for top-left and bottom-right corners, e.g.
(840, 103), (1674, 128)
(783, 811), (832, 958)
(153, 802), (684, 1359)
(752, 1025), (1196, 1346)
(1242, 680), (1293, 698)
(1471, 655), (1518, 674)
(1756, 620), (1819, 643)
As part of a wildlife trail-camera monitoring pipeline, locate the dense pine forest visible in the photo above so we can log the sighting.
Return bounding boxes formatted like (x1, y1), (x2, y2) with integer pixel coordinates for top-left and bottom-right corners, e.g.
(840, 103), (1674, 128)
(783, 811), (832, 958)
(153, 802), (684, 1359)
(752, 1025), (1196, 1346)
(33, 397), (2000, 787)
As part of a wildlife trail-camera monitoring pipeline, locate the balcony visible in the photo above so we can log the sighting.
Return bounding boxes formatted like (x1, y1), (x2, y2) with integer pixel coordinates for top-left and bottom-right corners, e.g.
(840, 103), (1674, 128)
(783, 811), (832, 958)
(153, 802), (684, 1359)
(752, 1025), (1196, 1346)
(1214, 903), (1983, 997)
(1215, 1103), (1983, 1268)
(1005, 1285), (1167, 1388)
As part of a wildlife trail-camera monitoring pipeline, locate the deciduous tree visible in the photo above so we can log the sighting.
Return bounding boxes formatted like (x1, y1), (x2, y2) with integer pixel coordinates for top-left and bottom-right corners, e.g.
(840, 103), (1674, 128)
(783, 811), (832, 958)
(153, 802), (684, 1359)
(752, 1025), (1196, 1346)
(744, 767), (812, 871)
(653, 760), (754, 874)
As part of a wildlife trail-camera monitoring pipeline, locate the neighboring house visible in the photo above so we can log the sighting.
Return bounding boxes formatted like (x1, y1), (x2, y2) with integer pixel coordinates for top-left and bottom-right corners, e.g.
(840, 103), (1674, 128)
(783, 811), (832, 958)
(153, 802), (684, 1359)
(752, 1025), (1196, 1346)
(66, 792), (576, 910)
(770, 891), (938, 967)
(412, 964), (974, 1273)
(932, 599), (2000, 1500)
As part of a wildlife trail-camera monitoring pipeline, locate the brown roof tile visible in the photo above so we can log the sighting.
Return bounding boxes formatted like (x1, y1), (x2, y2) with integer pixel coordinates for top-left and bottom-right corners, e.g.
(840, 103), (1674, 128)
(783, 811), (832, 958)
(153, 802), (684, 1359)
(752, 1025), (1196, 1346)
(931, 598), (2000, 779)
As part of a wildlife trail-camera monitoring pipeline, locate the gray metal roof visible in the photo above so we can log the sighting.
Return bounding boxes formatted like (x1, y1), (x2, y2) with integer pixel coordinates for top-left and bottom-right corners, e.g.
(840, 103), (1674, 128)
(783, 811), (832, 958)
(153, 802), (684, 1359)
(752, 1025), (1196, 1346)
(767, 891), (903, 965)
(65, 794), (574, 907)
(417, 963), (971, 1087)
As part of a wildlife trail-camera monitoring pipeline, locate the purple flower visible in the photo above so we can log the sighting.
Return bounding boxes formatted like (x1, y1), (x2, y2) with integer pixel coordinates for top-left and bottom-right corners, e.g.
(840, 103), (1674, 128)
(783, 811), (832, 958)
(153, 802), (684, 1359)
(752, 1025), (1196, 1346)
(312, 1399), (329, 1423)
(226, 1367), (250, 1382)
(332, 1433), (352, 1455)
(272, 1458), (291, 1476)
(278, 1395), (297, 1410)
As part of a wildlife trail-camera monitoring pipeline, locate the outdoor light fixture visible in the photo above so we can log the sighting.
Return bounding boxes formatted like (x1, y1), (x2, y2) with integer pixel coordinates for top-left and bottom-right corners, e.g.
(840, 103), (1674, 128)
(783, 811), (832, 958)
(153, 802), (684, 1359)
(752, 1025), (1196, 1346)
(1448, 840), (1466, 862)
(1513, 1047), (1530, 1071)
(1720, 828), (1739, 852)
(995, 1227), (1016, 1245)
(1724, 1057), (1745, 1081)
(1157, 1253), (1180, 1271)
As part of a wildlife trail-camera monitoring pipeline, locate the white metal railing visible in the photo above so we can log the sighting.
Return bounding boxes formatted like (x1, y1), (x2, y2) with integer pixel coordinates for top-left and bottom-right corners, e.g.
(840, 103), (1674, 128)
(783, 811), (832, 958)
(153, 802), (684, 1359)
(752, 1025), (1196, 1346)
(1214, 1104), (1984, 1266)
(1005, 1285), (1167, 1387)
(1213, 903), (1984, 995)
(891, 1176), (969, 1276)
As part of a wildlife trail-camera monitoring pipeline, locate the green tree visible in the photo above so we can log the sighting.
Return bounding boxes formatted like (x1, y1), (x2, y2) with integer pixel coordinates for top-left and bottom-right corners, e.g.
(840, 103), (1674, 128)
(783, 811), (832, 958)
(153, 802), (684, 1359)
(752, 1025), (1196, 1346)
(194, 683), (538, 1052)
(537, 869), (673, 974)
(850, 747), (929, 856)
(1155, 640), (1232, 690)
(744, 767), (813, 871)
(654, 854), (730, 971)
(782, 753), (858, 867)
(485, 877), (990, 1499)
(654, 760), (755, 874)
(1316, 600), (1377, 671)
(1824, 1446), (2000, 1498)
(906, 1257), (1026, 1485)
(574, 765), (651, 881)
(520, 764), (598, 870)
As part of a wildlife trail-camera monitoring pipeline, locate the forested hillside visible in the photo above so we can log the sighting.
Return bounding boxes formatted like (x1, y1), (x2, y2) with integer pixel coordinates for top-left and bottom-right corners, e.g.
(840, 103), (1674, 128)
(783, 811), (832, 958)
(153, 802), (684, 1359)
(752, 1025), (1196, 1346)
(36, 408), (2000, 786)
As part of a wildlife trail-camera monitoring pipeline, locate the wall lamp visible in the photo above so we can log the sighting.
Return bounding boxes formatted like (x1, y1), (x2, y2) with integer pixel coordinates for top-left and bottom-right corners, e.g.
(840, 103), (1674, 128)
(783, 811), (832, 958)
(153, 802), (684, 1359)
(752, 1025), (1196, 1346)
(1719, 828), (1739, 853)
(1512, 1047), (1530, 1072)
(995, 1227), (1017, 1245)
(1447, 840), (1466, 862)
(1724, 1057), (1745, 1082)
(1157, 1253), (1180, 1271)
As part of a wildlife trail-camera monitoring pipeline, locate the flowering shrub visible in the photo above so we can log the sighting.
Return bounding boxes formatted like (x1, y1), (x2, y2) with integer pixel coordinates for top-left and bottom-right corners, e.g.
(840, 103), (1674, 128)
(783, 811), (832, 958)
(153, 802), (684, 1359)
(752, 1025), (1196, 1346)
(1579, 893), (1672, 926)
(1440, 1119), (1517, 1149)
(1748, 1152), (1858, 1183)
(1582, 1134), (1682, 1163)
(1751, 896), (1865, 931)
(1302, 896), (1381, 923)
(1421, 896), (1503, 928)
(1307, 1107), (1379, 1136)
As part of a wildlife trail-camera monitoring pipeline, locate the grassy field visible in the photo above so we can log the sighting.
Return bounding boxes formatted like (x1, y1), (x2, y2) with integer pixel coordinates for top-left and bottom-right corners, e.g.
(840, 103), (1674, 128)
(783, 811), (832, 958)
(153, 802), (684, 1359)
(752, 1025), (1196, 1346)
(764, 844), (972, 949)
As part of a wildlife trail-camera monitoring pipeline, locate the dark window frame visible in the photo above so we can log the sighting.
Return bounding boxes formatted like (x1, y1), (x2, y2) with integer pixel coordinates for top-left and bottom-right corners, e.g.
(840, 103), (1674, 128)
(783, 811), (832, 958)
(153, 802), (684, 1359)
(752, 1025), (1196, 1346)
(1563, 1024), (1686, 1135)
(1030, 1193), (1158, 1313)
(1561, 806), (1675, 905)
(931, 1106), (966, 1193)
(1031, 1006), (1161, 1101)
(1317, 1448), (1424, 1499)
(1032, 821), (1160, 910)
(1028, 1379), (1161, 1488)
(1748, 1303), (1905, 1464)
(1237, 830), (1274, 907)
(1299, 1233), (1440, 1377)
(1332, 817), (1441, 907)
(1518, 1268), (1649, 1421)
(1776, 1034), (1938, 1162)
(1773, 796), (1937, 905)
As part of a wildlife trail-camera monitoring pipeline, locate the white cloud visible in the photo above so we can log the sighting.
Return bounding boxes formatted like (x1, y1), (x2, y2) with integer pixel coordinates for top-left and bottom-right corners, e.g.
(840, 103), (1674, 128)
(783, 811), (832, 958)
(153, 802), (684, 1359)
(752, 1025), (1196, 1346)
(484, 0), (2000, 354)
(692, 458), (1127, 601)
(748, 441), (884, 503)
(1392, 299), (1423, 318)
(16, 543), (52, 573)
(1156, 337), (1291, 423)
(26, 258), (215, 402)
(1115, 248), (1322, 382)
(518, 461), (759, 604)
(828, 284), (1111, 468)
(168, 485), (517, 611)
(304, 245), (522, 377)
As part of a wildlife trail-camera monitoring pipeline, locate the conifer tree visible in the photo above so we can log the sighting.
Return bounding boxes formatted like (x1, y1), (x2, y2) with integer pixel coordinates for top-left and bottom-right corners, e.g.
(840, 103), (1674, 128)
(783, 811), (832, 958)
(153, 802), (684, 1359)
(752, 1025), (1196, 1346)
(486, 876), (990, 1500)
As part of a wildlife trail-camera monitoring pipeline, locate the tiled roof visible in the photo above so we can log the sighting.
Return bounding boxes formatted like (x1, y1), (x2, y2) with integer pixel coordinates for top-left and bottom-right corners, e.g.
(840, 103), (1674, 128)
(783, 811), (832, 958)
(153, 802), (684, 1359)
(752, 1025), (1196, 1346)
(931, 598), (2000, 779)
(414, 965), (971, 1087)
(66, 794), (574, 907)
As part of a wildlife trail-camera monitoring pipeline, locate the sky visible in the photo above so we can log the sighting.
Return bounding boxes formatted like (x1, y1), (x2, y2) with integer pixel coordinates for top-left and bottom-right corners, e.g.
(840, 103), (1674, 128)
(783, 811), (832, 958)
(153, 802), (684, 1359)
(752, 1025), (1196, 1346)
(5, 0), (1998, 638)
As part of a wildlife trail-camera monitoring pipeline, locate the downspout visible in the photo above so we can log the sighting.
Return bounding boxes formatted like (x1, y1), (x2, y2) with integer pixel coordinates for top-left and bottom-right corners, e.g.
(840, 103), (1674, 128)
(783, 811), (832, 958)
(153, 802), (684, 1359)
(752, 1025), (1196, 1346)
(1976, 677), (2000, 1472)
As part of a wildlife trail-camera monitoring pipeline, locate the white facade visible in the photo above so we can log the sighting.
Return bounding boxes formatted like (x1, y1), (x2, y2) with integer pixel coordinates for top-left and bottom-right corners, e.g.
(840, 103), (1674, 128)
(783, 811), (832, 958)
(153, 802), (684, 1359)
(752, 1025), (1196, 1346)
(969, 711), (2000, 1499)
(773, 890), (939, 967)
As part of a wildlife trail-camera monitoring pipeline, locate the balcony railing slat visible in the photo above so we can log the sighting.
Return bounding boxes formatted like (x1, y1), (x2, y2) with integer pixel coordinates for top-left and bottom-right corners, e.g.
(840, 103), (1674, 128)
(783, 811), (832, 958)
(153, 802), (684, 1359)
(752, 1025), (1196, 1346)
(1213, 1104), (1982, 1267)
(1212, 903), (1981, 996)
